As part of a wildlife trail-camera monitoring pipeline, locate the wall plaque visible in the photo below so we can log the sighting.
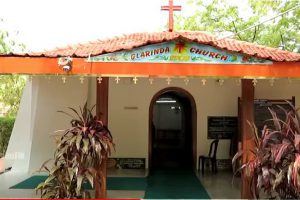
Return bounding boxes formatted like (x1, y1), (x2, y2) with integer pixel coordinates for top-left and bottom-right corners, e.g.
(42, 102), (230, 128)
(107, 158), (145, 169)
(207, 116), (238, 139)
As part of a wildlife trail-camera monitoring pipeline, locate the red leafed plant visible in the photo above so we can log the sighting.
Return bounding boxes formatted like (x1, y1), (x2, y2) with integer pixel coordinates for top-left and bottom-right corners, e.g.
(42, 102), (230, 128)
(233, 104), (300, 199)
(36, 103), (114, 198)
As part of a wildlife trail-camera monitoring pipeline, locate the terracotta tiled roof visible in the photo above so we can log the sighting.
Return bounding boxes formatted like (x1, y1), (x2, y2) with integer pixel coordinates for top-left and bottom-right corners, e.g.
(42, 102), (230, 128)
(2, 31), (300, 62)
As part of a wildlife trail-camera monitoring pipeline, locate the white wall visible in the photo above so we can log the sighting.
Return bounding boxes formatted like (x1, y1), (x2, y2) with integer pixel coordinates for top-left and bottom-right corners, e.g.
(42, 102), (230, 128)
(8, 76), (300, 173)
(89, 77), (300, 169)
(255, 79), (300, 106)
(27, 76), (89, 173)
(6, 76), (89, 173)
(4, 80), (35, 172)
(89, 77), (241, 168)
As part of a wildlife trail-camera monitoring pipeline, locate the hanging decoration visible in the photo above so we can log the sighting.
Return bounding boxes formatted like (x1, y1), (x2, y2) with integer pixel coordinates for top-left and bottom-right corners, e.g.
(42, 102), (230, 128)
(218, 79), (224, 86)
(184, 78), (189, 85)
(62, 76), (67, 84)
(252, 78), (258, 86)
(80, 76), (85, 84)
(201, 79), (207, 86)
(166, 77), (171, 85)
(133, 77), (138, 84)
(46, 75), (51, 83)
(149, 77), (154, 85)
(269, 78), (275, 86)
(115, 77), (120, 84)
(97, 76), (102, 84)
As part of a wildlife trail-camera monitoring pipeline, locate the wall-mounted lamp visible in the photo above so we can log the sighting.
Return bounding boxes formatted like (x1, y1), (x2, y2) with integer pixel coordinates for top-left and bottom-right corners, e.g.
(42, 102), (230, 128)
(58, 57), (73, 72)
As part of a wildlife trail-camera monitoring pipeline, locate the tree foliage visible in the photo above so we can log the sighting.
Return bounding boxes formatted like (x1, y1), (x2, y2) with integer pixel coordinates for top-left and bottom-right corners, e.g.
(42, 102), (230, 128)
(0, 117), (15, 157)
(0, 18), (26, 117)
(175, 0), (300, 52)
(0, 75), (26, 116)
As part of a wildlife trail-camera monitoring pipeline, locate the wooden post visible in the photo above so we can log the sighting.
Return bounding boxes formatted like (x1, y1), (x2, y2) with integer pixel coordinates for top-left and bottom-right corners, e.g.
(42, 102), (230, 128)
(96, 77), (109, 125)
(241, 79), (255, 199)
(95, 77), (109, 198)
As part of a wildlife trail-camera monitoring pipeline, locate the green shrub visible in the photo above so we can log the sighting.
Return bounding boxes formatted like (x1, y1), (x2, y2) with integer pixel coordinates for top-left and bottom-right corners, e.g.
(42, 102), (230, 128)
(0, 117), (15, 157)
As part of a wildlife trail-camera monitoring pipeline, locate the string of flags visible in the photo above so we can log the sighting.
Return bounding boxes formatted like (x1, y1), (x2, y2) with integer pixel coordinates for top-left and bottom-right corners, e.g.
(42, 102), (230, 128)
(24, 75), (294, 87)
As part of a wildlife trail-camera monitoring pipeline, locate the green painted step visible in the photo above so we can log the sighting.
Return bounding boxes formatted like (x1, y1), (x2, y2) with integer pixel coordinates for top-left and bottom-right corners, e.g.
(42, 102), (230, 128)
(10, 175), (146, 191)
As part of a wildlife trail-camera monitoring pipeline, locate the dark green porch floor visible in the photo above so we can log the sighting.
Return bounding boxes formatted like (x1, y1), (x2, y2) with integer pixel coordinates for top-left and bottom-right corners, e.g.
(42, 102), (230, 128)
(144, 169), (210, 199)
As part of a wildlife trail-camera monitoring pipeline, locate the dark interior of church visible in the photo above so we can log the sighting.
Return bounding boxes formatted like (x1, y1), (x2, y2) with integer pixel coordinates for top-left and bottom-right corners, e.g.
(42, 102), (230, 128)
(151, 91), (193, 169)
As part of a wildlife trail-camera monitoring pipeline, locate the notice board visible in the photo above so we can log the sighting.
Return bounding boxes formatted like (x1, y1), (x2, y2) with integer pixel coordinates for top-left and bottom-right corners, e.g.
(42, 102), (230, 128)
(207, 116), (238, 139)
(254, 99), (294, 134)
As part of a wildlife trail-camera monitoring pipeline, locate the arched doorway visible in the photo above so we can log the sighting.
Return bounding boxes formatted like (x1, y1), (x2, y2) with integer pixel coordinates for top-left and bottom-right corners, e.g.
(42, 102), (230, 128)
(149, 87), (197, 170)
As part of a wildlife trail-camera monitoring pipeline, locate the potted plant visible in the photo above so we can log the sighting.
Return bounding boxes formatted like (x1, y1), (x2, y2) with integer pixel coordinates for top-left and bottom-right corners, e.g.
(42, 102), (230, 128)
(233, 104), (300, 199)
(36, 103), (114, 198)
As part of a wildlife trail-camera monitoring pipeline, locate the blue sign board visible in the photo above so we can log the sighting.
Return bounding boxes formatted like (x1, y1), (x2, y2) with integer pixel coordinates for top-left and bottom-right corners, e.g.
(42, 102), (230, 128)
(88, 40), (272, 64)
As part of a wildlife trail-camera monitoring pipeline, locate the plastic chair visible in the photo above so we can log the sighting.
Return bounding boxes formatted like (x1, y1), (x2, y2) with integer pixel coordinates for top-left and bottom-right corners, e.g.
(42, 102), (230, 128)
(198, 139), (219, 175)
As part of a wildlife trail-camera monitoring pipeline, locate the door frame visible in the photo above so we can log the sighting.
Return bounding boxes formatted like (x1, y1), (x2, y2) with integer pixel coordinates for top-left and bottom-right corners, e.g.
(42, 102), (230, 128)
(148, 87), (197, 170)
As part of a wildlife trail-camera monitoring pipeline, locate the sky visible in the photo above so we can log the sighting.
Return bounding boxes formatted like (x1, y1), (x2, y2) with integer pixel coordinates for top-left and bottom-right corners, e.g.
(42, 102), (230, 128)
(0, 0), (250, 52)
(0, 0), (169, 51)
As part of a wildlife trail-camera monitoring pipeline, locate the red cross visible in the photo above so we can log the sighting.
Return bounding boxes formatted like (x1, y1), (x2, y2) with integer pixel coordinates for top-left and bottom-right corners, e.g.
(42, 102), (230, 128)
(161, 0), (182, 32)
